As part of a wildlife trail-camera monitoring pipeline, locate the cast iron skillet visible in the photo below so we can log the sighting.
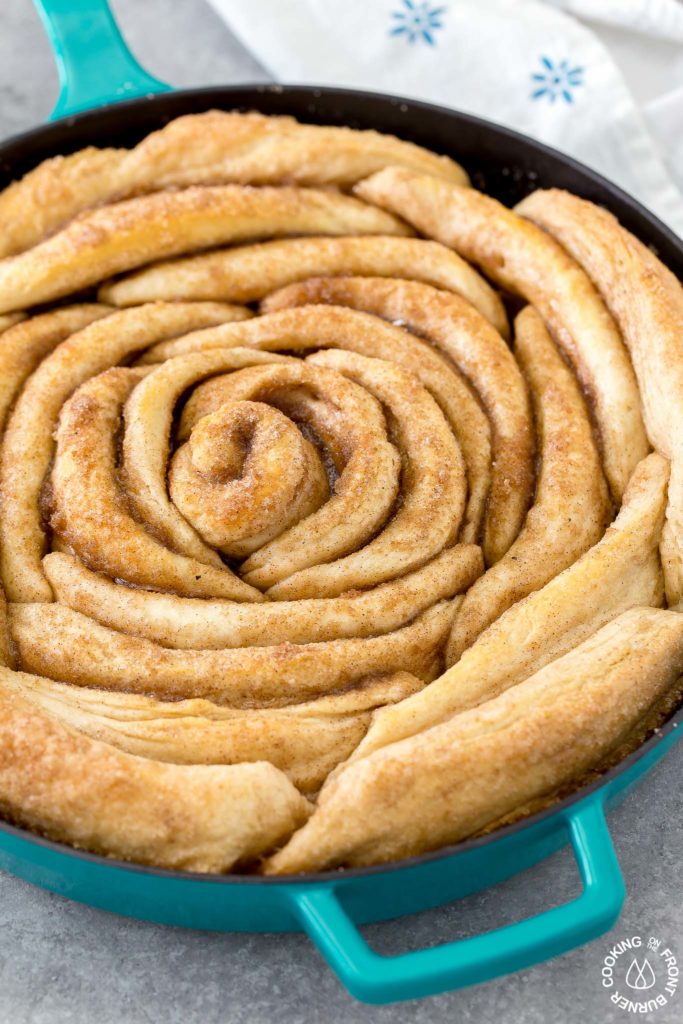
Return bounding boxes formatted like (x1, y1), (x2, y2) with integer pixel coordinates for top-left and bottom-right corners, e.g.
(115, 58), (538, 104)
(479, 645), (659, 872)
(0, 0), (682, 1006)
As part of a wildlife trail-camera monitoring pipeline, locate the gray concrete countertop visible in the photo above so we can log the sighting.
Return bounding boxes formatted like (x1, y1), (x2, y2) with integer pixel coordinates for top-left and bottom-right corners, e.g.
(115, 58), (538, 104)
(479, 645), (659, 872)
(0, 1), (681, 1021)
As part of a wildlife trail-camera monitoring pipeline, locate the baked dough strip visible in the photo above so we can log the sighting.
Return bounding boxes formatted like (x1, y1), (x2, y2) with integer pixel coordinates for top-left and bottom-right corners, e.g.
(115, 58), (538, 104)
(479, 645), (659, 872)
(139, 305), (492, 548)
(0, 305), (112, 431)
(261, 349), (466, 598)
(263, 277), (532, 564)
(99, 235), (508, 338)
(3, 671), (423, 795)
(50, 366), (276, 601)
(355, 167), (649, 503)
(350, 452), (667, 759)
(0, 110), (467, 258)
(42, 545), (483, 648)
(121, 352), (328, 568)
(8, 599), (458, 707)
(0, 673), (310, 873)
(0, 185), (410, 314)
(517, 188), (683, 607)
(447, 306), (610, 662)
(265, 606), (683, 872)
(178, 361), (403, 591)
(169, 400), (329, 558)
(0, 303), (255, 602)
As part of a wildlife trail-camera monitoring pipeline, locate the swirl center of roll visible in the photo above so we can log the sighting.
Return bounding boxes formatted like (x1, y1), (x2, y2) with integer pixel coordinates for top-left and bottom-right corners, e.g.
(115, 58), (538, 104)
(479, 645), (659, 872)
(169, 399), (329, 559)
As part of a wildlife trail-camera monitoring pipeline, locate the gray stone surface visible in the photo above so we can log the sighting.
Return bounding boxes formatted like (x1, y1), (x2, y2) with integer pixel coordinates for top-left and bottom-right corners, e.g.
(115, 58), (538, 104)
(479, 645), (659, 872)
(0, 1), (681, 1021)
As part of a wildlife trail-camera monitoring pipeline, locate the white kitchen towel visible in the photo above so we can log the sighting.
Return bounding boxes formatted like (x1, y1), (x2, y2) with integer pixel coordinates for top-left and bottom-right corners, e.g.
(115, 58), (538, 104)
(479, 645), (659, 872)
(206, 0), (683, 237)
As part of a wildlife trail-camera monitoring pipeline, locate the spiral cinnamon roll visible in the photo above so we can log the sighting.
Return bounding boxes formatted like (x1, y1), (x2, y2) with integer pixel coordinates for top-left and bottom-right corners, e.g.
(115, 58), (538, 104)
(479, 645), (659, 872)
(0, 111), (680, 874)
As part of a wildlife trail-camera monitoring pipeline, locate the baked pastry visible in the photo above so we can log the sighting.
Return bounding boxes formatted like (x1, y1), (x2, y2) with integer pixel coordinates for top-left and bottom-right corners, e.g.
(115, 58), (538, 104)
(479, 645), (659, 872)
(516, 188), (683, 607)
(0, 110), (680, 874)
(266, 606), (683, 873)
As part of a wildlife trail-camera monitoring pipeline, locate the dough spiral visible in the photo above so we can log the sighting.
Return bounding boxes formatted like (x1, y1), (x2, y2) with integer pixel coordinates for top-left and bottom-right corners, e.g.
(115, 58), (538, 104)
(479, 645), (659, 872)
(0, 111), (680, 874)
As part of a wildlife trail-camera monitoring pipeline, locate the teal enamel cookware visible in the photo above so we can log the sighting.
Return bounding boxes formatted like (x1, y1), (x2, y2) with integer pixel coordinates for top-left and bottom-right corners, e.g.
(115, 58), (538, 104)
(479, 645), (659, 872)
(0, 0), (679, 1003)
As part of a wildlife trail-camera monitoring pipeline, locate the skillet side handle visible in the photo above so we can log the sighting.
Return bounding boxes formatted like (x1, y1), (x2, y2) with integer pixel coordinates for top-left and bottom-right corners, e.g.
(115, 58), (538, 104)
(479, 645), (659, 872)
(290, 795), (624, 1004)
(33, 0), (170, 120)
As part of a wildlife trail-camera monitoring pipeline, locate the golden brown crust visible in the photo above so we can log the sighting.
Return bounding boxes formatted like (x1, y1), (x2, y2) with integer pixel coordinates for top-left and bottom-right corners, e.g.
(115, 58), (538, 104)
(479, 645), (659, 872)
(350, 453), (667, 759)
(43, 546), (482, 648)
(355, 167), (649, 503)
(0, 147), (126, 258)
(447, 307), (610, 661)
(265, 607), (683, 873)
(9, 600), (458, 706)
(516, 188), (683, 606)
(0, 673), (311, 872)
(99, 235), (508, 338)
(262, 277), (532, 563)
(7, 671), (423, 795)
(0, 186), (410, 315)
(0, 111), (466, 258)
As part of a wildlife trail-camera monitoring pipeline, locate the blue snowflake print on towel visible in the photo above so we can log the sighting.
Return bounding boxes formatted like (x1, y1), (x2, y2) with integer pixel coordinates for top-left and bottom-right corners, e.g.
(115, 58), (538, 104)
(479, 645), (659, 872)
(531, 57), (584, 104)
(389, 1), (446, 46)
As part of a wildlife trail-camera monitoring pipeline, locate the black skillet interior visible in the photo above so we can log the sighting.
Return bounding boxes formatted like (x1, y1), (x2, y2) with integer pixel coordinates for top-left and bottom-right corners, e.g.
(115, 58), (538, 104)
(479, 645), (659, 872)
(0, 83), (682, 883)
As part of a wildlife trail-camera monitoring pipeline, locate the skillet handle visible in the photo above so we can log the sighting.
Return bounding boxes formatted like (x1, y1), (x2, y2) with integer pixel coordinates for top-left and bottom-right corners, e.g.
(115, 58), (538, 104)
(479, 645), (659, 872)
(33, 0), (170, 120)
(290, 795), (624, 1004)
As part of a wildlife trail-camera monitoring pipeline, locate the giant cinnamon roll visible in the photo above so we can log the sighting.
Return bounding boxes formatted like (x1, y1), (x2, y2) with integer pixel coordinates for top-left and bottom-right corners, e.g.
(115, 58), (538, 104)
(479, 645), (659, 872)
(0, 111), (680, 874)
